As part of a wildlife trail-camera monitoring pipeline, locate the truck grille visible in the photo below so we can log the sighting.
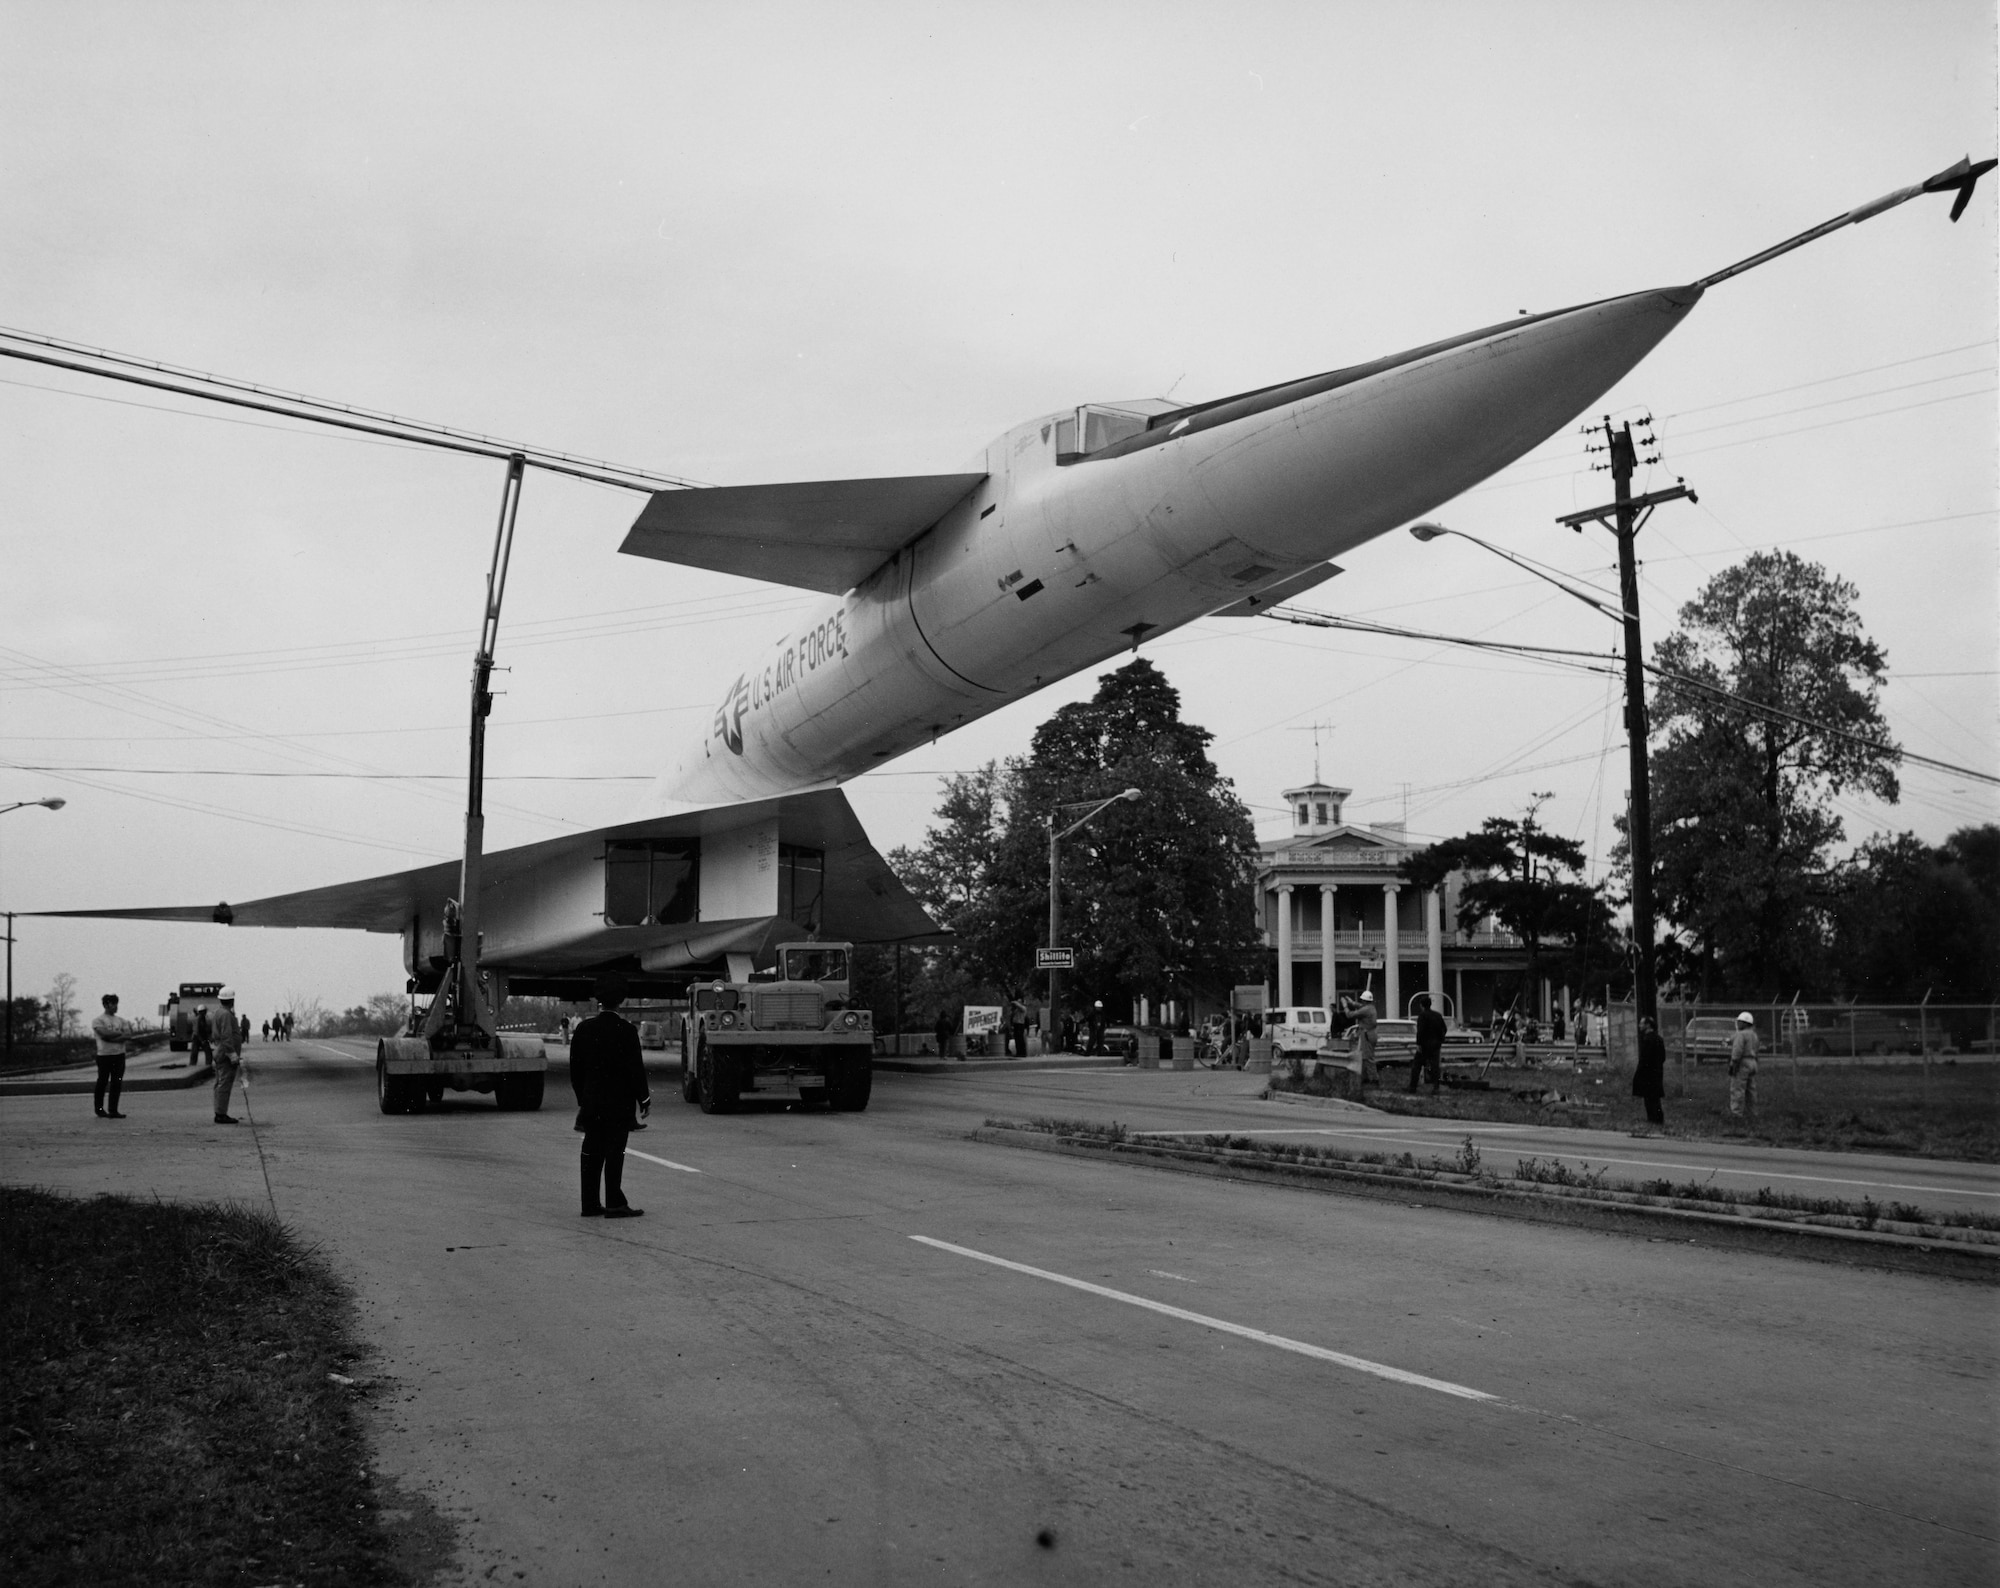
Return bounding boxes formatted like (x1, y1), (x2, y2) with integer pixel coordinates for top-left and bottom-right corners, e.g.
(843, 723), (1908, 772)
(753, 991), (822, 1030)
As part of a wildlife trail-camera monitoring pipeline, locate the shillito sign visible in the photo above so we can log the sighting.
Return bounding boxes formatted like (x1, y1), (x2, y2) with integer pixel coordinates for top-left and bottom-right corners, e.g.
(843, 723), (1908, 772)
(42, 158), (1995, 1003)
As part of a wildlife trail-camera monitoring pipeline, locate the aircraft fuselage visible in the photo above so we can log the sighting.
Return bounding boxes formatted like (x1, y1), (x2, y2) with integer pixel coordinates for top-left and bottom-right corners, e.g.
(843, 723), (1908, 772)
(656, 284), (1701, 806)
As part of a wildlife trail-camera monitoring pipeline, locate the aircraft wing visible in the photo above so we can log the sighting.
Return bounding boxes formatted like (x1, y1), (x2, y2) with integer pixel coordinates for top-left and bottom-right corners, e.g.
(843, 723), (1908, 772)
(34, 860), (457, 933)
(34, 788), (946, 964)
(620, 473), (987, 594)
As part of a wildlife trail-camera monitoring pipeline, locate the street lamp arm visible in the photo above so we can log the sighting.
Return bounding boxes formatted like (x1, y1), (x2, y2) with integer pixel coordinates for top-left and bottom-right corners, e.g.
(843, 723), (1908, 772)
(1409, 523), (1632, 622)
(1054, 788), (1142, 843)
(2, 797), (67, 816)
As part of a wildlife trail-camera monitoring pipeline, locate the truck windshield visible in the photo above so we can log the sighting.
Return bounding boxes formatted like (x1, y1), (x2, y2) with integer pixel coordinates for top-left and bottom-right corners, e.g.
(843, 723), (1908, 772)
(783, 948), (849, 983)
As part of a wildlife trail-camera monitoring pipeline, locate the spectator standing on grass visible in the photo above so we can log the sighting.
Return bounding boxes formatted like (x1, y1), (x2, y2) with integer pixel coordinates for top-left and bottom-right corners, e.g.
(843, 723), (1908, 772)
(1728, 1012), (1759, 1119)
(90, 993), (133, 1118)
(212, 990), (243, 1124)
(570, 973), (650, 1219)
(1633, 1015), (1667, 1128)
(1352, 991), (1380, 1085)
(1409, 992), (1446, 1094)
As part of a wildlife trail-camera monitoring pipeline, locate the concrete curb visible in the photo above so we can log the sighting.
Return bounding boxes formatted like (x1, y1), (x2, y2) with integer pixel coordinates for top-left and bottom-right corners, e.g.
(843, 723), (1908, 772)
(873, 1055), (1129, 1075)
(1, 1062), (215, 1098)
(971, 1126), (2000, 1284)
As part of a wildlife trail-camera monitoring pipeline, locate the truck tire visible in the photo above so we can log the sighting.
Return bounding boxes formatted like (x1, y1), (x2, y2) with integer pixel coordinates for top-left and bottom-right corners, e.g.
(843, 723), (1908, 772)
(697, 1041), (738, 1114)
(376, 1055), (407, 1115)
(830, 1052), (872, 1112)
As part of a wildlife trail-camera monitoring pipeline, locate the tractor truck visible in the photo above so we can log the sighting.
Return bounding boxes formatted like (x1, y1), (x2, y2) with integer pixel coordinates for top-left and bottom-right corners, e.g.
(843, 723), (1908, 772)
(680, 942), (873, 1113)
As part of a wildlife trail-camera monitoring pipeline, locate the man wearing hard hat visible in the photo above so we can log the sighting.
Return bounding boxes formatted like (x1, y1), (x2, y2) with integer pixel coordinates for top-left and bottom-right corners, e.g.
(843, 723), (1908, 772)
(1727, 1011), (1759, 1120)
(212, 988), (244, 1124)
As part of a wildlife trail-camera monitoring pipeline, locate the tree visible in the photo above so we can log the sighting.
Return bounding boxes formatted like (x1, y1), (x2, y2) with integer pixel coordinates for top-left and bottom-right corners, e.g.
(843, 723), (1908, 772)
(7, 996), (47, 1043)
(1000, 660), (1263, 1017)
(1646, 552), (1897, 998)
(1406, 795), (1613, 1010)
(46, 972), (78, 1040)
(1830, 827), (2000, 1001)
(890, 661), (1263, 1021)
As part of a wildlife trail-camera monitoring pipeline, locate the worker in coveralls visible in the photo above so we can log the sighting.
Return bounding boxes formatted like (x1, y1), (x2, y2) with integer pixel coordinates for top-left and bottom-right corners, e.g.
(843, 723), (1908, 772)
(90, 993), (133, 1118)
(211, 989), (243, 1123)
(570, 972), (651, 1218)
(1727, 1011), (1759, 1119)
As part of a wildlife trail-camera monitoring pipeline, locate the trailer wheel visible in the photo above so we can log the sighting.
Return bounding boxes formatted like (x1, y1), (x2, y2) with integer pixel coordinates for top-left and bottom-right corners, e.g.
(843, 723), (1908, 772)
(697, 1041), (738, 1114)
(376, 1056), (406, 1115)
(830, 1052), (872, 1112)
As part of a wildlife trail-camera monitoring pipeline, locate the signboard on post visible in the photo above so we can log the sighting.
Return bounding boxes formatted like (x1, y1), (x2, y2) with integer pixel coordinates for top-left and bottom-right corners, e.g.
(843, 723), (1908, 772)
(961, 1006), (1003, 1037)
(1035, 947), (1075, 970)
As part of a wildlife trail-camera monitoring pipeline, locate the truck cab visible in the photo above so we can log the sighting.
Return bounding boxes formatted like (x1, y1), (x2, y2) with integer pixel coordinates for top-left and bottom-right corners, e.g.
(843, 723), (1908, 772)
(681, 942), (874, 1113)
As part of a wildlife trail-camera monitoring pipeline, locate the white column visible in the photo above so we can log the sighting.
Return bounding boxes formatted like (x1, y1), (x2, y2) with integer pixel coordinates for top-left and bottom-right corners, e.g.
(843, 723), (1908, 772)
(1319, 883), (1337, 1012)
(1382, 883), (1401, 1017)
(1426, 887), (1444, 1013)
(1275, 884), (1294, 1008)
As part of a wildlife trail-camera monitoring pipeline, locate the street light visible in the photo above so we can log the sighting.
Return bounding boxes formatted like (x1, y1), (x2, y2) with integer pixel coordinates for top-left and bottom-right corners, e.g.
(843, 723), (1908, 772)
(1411, 434), (1694, 1036)
(3, 796), (68, 1066)
(1047, 788), (1142, 1047)
(1408, 523), (1632, 622)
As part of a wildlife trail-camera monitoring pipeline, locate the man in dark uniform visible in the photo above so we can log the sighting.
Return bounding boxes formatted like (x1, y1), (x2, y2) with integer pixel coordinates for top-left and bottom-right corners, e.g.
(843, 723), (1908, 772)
(570, 973), (651, 1219)
(1409, 992), (1447, 1094)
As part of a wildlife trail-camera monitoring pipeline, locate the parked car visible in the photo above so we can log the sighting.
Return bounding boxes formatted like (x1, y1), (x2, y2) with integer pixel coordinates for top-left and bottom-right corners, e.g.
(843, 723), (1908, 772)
(1799, 1009), (1915, 1056)
(1268, 1006), (1333, 1057)
(1683, 1017), (1739, 1064)
(1360, 1018), (1418, 1065)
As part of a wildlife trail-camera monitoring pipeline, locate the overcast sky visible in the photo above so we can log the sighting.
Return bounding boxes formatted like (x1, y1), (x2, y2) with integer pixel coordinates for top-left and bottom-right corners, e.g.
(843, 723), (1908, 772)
(3, 1), (1994, 1018)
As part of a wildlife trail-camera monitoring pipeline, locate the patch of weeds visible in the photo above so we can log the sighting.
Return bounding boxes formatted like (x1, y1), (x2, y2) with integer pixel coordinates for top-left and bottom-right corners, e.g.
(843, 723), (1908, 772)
(1017, 1117), (1128, 1143)
(1453, 1136), (1483, 1177)
(1860, 1196), (1881, 1230)
(1513, 1156), (1609, 1190)
(0, 1186), (450, 1588)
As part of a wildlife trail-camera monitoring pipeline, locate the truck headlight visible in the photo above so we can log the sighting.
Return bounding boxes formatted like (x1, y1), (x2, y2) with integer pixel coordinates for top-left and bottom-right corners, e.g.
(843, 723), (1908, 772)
(841, 1011), (861, 1029)
(718, 1011), (737, 1029)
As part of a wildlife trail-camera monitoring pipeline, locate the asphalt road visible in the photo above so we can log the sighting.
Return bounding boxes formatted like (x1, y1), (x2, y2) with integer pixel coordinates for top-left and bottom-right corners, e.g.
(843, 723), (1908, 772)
(4, 1041), (1995, 1587)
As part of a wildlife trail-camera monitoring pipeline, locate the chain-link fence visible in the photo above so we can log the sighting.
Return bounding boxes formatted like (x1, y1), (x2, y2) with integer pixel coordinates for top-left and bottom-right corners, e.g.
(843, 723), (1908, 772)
(1606, 1001), (1999, 1068)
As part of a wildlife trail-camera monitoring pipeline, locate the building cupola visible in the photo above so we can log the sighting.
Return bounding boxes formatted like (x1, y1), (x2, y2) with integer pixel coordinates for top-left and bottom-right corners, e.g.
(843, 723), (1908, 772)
(1282, 781), (1350, 836)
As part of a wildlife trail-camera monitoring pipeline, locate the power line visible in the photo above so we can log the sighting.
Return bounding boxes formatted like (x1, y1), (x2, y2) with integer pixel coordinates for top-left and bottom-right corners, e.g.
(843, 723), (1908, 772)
(0, 328), (705, 493)
(2, 764), (650, 782)
(1260, 605), (2000, 788)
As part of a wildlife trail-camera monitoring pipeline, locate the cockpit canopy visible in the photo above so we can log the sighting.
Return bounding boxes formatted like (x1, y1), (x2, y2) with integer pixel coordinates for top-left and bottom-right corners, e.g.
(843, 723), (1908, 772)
(1051, 398), (1182, 463)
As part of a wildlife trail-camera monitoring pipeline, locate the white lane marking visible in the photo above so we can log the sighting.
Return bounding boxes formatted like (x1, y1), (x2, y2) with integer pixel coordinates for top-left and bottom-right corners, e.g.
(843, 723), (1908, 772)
(627, 1148), (702, 1174)
(1135, 1126), (2000, 1200)
(910, 1235), (1497, 1402)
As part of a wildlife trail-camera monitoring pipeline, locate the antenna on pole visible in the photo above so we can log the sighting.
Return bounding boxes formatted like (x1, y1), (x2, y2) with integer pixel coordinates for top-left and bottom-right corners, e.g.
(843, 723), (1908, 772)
(1289, 720), (1335, 782)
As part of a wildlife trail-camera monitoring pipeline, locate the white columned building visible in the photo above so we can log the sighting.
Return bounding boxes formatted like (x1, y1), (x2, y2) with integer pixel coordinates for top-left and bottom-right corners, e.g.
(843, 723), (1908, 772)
(1426, 888), (1445, 1006)
(1253, 774), (1535, 1027)
(1319, 883), (1337, 1019)
(1381, 882), (1401, 1015)
(1274, 883), (1294, 1007)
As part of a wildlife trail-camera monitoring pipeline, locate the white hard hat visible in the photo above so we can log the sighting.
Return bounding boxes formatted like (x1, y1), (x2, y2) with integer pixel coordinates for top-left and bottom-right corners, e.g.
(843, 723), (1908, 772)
(1736, 1011), (1754, 1023)
(220, 988), (236, 1002)
(1359, 991), (1373, 1002)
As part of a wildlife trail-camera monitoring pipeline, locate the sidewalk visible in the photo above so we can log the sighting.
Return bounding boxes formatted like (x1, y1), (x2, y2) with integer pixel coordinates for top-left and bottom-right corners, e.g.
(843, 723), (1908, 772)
(0, 1046), (215, 1097)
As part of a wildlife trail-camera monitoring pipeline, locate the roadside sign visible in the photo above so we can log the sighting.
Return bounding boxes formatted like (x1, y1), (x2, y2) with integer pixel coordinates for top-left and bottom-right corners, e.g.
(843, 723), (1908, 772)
(962, 1006), (1003, 1035)
(1035, 947), (1075, 969)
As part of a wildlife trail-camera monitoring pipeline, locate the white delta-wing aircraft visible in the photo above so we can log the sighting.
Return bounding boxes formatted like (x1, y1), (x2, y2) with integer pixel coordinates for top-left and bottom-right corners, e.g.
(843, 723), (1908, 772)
(45, 158), (1995, 1001)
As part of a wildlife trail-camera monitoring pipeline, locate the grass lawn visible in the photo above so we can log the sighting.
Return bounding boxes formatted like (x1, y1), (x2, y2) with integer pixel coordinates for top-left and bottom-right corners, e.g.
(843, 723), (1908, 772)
(0, 1187), (449, 1588)
(1293, 1058), (2000, 1162)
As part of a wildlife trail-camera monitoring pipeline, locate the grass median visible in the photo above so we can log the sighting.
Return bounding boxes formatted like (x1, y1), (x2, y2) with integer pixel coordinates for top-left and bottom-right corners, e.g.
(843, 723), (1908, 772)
(0, 1187), (447, 1588)
(1276, 1057), (2000, 1161)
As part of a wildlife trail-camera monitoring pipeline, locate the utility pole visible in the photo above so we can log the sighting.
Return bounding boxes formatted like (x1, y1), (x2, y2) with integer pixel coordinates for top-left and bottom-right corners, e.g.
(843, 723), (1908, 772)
(1557, 416), (1696, 1030)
